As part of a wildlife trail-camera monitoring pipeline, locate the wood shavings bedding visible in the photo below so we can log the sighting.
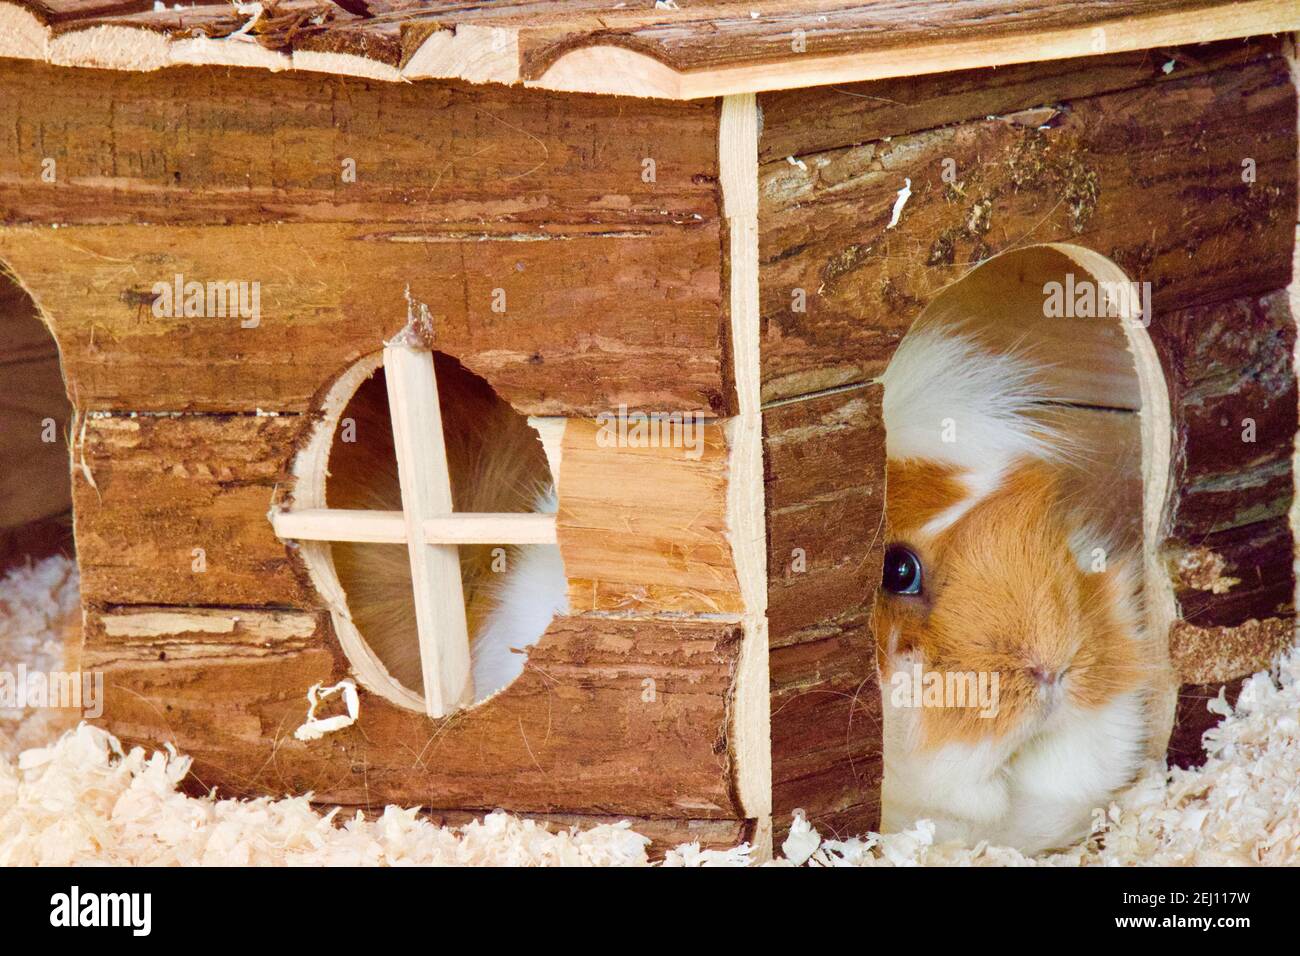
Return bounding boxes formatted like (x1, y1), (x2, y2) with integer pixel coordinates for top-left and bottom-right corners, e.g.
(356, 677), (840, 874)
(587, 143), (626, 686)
(0, 555), (79, 759)
(0, 555), (1296, 866)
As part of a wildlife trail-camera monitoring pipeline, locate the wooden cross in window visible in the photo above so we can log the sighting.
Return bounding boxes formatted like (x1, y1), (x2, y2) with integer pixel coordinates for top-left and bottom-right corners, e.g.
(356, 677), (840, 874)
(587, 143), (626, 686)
(272, 341), (558, 717)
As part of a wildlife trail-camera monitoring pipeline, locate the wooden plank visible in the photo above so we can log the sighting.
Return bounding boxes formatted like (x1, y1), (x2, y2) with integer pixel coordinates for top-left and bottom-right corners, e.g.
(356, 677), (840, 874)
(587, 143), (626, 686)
(73, 407), (745, 619)
(85, 608), (749, 818)
(272, 509), (559, 546)
(758, 37), (1284, 161)
(557, 417), (742, 617)
(764, 384), (884, 843)
(719, 92), (772, 851)
(0, 221), (728, 415)
(424, 513), (557, 546)
(525, 1), (1300, 98)
(5, 1), (1297, 99)
(0, 57), (720, 227)
(71, 413), (315, 609)
(1147, 287), (1296, 665)
(382, 343), (471, 717)
(757, 57), (1298, 402)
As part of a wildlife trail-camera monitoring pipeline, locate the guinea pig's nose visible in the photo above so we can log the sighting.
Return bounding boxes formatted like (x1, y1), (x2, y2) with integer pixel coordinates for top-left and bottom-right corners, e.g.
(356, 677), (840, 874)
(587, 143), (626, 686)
(1030, 666), (1058, 686)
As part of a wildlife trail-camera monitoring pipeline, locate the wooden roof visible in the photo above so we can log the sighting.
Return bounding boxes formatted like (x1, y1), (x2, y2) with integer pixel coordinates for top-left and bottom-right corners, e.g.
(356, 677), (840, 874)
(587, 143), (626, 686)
(3, 0), (1297, 98)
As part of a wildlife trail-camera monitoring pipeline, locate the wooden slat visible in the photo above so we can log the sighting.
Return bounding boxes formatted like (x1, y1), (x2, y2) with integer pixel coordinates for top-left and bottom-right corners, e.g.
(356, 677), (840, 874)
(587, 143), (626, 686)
(73, 408), (746, 620)
(1148, 288), (1297, 647)
(764, 384), (885, 844)
(1154, 289), (1298, 543)
(423, 513), (557, 546)
(272, 509), (407, 545)
(0, 57), (720, 227)
(382, 343), (471, 718)
(719, 93), (772, 849)
(272, 509), (558, 546)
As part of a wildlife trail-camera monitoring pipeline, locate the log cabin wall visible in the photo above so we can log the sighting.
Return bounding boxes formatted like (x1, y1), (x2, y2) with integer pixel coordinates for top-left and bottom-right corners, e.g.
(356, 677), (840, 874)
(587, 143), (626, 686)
(758, 37), (1298, 841)
(0, 59), (765, 847)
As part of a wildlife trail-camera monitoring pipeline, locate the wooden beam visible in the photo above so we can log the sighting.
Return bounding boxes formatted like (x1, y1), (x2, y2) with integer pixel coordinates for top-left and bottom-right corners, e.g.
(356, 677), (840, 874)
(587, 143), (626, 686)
(3, 1), (1297, 99)
(382, 341), (471, 718)
(531, 1), (1300, 99)
(0, 221), (727, 416)
(83, 609), (748, 818)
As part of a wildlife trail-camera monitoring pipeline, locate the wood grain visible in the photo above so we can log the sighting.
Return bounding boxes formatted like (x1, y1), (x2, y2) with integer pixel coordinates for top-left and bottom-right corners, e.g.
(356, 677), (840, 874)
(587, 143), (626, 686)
(1150, 288), (1297, 641)
(0, 221), (728, 415)
(7, 0), (1296, 98)
(1155, 291), (1298, 537)
(0, 58), (720, 227)
(86, 607), (749, 819)
(757, 56), (1298, 402)
(558, 417), (742, 617)
(764, 384), (884, 843)
(71, 413), (316, 609)
(758, 37), (1283, 161)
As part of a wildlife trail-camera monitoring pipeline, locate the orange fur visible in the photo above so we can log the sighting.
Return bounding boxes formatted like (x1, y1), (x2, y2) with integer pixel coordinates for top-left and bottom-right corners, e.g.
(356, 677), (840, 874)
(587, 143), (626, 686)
(881, 460), (969, 533)
(327, 354), (552, 696)
(873, 458), (1149, 748)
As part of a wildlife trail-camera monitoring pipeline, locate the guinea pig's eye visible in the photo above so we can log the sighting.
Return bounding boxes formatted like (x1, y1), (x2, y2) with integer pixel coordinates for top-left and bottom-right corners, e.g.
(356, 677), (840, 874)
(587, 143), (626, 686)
(882, 545), (924, 596)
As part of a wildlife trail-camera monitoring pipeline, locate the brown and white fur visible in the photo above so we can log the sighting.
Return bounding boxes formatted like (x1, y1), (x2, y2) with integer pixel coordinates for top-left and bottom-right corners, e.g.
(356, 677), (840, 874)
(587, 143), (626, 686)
(873, 323), (1159, 854)
(327, 355), (567, 704)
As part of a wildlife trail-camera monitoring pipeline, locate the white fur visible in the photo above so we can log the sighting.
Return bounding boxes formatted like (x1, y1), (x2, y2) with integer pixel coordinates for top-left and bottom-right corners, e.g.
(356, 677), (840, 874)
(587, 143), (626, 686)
(882, 651), (1148, 855)
(470, 487), (569, 701)
(880, 324), (1057, 483)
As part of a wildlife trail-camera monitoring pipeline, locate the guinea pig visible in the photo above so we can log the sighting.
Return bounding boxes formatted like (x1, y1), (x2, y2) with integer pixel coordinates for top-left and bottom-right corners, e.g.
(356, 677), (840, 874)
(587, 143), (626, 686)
(872, 322), (1160, 855)
(326, 355), (567, 704)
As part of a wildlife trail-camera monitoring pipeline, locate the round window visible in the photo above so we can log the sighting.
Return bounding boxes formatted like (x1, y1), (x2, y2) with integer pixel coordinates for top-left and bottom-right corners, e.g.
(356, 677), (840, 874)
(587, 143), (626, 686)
(275, 348), (566, 716)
